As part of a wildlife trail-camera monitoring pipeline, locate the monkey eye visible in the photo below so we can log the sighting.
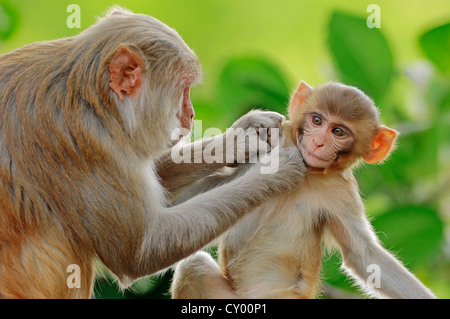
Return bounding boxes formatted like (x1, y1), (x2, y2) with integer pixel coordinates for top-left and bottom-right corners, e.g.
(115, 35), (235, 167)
(312, 115), (322, 126)
(332, 127), (347, 137)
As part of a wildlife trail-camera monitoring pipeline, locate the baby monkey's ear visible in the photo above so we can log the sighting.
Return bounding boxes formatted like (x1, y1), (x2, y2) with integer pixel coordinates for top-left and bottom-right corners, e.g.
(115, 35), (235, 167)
(288, 81), (313, 119)
(363, 126), (398, 164)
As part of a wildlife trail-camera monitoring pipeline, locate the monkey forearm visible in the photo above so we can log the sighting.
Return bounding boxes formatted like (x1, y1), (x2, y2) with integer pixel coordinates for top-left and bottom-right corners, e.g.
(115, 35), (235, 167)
(157, 135), (228, 198)
(171, 165), (249, 205)
(157, 110), (285, 198)
(344, 239), (436, 299)
(142, 187), (257, 273)
(331, 213), (435, 299)
(344, 242), (436, 299)
(158, 162), (227, 198)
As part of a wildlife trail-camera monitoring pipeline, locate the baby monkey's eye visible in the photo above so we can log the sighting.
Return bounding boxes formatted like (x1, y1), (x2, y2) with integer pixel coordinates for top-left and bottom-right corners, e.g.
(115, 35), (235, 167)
(312, 115), (322, 125)
(332, 127), (346, 137)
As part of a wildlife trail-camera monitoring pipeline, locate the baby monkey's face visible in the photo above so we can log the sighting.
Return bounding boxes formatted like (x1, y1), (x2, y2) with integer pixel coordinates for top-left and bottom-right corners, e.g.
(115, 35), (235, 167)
(297, 111), (355, 171)
(286, 81), (397, 175)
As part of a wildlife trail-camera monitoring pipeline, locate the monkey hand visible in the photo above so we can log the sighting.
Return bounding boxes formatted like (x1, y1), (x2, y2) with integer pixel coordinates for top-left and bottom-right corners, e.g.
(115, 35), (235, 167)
(226, 110), (285, 164)
(230, 110), (284, 144)
(246, 145), (306, 194)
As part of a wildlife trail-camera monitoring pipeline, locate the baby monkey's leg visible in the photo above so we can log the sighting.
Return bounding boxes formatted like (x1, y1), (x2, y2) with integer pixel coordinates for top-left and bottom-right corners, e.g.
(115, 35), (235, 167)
(171, 251), (237, 299)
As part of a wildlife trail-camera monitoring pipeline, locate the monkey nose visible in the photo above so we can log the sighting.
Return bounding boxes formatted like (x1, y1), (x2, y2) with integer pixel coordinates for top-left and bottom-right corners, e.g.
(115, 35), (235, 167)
(313, 140), (325, 148)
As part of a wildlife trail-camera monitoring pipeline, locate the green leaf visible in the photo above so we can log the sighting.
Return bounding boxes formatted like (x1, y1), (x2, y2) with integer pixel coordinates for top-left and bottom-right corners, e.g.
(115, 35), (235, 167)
(327, 11), (395, 103)
(217, 56), (290, 126)
(419, 22), (450, 74)
(0, 1), (18, 40)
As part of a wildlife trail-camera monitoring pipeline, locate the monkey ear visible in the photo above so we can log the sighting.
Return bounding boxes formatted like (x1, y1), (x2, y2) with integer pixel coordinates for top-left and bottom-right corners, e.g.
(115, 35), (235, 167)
(288, 81), (313, 119)
(363, 126), (398, 164)
(109, 47), (144, 101)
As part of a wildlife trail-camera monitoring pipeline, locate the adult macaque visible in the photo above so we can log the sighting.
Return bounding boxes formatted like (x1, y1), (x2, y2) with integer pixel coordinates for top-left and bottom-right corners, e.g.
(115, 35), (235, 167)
(0, 8), (305, 298)
(171, 81), (436, 299)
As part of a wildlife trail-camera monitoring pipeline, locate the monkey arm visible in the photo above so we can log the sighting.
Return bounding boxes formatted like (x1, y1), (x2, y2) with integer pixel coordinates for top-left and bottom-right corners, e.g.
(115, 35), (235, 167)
(328, 210), (436, 299)
(156, 135), (230, 198)
(170, 165), (250, 205)
(157, 110), (285, 199)
(130, 147), (305, 282)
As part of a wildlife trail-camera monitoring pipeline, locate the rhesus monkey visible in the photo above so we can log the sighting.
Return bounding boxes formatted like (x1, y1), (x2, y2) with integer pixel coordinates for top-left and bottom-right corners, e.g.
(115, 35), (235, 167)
(171, 81), (436, 299)
(0, 8), (305, 298)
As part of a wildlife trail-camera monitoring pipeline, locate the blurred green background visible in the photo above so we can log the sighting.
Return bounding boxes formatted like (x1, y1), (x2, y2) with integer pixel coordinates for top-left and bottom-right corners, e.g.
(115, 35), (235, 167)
(1, 0), (449, 299)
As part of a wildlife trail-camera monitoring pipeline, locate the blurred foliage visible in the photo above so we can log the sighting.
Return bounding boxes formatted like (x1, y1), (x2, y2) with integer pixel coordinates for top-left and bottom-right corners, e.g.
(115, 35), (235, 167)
(328, 11), (395, 104)
(217, 56), (291, 123)
(0, 0), (449, 299)
(0, 1), (18, 40)
(420, 23), (450, 74)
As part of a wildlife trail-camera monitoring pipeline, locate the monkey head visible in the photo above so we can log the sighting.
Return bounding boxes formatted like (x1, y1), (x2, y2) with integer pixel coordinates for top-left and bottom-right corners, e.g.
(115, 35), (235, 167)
(101, 10), (201, 154)
(284, 81), (398, 174)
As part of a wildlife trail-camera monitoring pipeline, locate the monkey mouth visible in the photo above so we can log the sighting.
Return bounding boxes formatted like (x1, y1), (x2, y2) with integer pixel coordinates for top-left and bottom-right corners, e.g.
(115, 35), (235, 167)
(300, 155), (326, 174)
(302, 157), (325, 172)
(298, 145), (330, 170)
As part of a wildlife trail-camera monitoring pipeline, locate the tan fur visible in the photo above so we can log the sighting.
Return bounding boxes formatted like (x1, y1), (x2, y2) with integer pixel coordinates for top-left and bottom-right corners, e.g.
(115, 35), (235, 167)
(171, 82), (435, 299)
(0, 8), (305, 298)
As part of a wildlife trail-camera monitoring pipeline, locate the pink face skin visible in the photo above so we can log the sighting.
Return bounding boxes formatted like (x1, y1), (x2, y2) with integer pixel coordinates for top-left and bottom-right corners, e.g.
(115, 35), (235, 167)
(177, 87), (195, 132)
(298, 112), (355, 169)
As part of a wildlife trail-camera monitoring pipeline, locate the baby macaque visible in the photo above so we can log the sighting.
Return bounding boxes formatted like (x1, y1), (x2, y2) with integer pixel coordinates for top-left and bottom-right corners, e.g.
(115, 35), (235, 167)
(171, 81), (436, 299)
